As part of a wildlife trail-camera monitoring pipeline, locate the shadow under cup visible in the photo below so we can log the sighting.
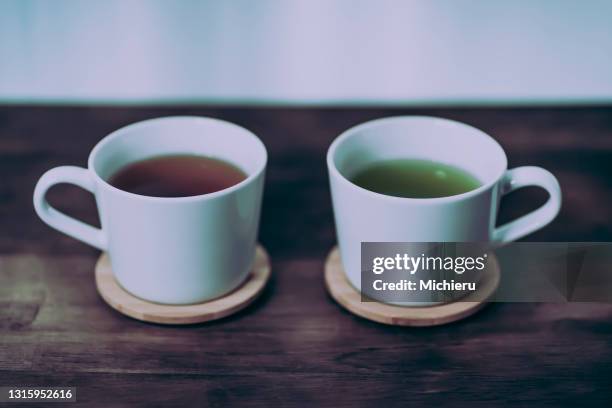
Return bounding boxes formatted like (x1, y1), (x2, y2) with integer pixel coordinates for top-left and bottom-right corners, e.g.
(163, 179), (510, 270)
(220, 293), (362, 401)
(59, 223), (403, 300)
(327, 116), (510, 305)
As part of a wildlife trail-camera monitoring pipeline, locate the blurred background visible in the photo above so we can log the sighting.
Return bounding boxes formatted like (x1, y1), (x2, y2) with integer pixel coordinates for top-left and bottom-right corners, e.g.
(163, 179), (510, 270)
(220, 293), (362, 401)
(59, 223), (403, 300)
(1, 0), (611, 105)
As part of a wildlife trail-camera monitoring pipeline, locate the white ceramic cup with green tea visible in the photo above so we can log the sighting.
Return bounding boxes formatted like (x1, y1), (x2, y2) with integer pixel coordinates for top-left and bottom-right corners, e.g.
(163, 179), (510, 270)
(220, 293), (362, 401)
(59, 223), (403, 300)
(327, 116), (561, 300)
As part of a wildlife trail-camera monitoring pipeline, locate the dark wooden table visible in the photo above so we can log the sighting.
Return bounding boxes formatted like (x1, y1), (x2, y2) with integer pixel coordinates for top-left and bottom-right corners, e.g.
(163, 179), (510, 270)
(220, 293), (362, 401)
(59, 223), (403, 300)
(1, 105), (611, 407)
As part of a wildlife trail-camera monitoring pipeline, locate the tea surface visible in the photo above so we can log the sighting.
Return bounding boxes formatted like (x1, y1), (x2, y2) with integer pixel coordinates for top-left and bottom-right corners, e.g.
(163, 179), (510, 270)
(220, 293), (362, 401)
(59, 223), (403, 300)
(108, 154), (247, 198)
(350, 159), (481, 198)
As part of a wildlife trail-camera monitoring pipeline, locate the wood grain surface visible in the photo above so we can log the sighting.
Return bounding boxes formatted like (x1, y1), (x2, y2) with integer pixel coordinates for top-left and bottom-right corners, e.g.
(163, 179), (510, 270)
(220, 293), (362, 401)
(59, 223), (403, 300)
(1, 105), (611, 407)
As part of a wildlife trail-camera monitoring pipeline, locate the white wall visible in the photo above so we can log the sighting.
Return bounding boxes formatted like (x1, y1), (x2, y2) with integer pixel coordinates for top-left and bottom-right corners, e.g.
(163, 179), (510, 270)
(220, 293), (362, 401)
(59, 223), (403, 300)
(1, 0), (611, 105)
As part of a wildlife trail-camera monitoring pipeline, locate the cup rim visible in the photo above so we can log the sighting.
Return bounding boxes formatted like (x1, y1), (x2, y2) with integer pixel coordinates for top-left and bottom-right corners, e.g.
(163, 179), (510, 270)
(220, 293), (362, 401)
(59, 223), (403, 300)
(87, 116), (267, 202)
(327, 115), (508, 203)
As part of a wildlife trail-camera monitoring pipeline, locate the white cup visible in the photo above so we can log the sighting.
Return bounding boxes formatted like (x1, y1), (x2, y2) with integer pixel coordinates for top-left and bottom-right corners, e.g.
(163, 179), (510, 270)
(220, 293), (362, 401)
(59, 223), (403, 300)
(327, 116), (561, 296)
(34, 116), (267, 305)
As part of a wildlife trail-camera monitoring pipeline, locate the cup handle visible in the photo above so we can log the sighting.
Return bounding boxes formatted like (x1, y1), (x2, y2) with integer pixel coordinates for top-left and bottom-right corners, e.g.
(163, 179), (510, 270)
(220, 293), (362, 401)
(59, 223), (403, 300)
(33, 166), (107, 250)
(492, 166), (561, 244)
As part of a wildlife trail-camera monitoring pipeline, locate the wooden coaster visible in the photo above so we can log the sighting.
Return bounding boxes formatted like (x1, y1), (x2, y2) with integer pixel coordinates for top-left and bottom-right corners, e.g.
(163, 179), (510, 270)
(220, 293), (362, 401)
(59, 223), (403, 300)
(95, 245), (271, 325)
(325, 247), (500, 327)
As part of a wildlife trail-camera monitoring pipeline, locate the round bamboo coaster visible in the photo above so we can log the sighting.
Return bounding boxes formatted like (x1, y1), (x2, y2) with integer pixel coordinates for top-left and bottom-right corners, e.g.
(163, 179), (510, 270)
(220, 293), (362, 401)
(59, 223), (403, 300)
(95, 245), (270, 325)
(324, 247), (500, 326)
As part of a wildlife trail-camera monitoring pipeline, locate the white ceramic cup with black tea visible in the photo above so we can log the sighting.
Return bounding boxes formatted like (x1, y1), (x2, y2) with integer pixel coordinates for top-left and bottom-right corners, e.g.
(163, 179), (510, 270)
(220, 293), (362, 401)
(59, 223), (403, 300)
(34, 116), (266, 305)
(327, 116), (562, 302)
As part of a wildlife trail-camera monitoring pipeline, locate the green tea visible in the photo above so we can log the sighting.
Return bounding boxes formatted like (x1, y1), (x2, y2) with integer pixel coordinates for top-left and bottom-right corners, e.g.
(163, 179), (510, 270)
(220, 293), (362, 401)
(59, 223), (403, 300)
(350, 159), (481, 198)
